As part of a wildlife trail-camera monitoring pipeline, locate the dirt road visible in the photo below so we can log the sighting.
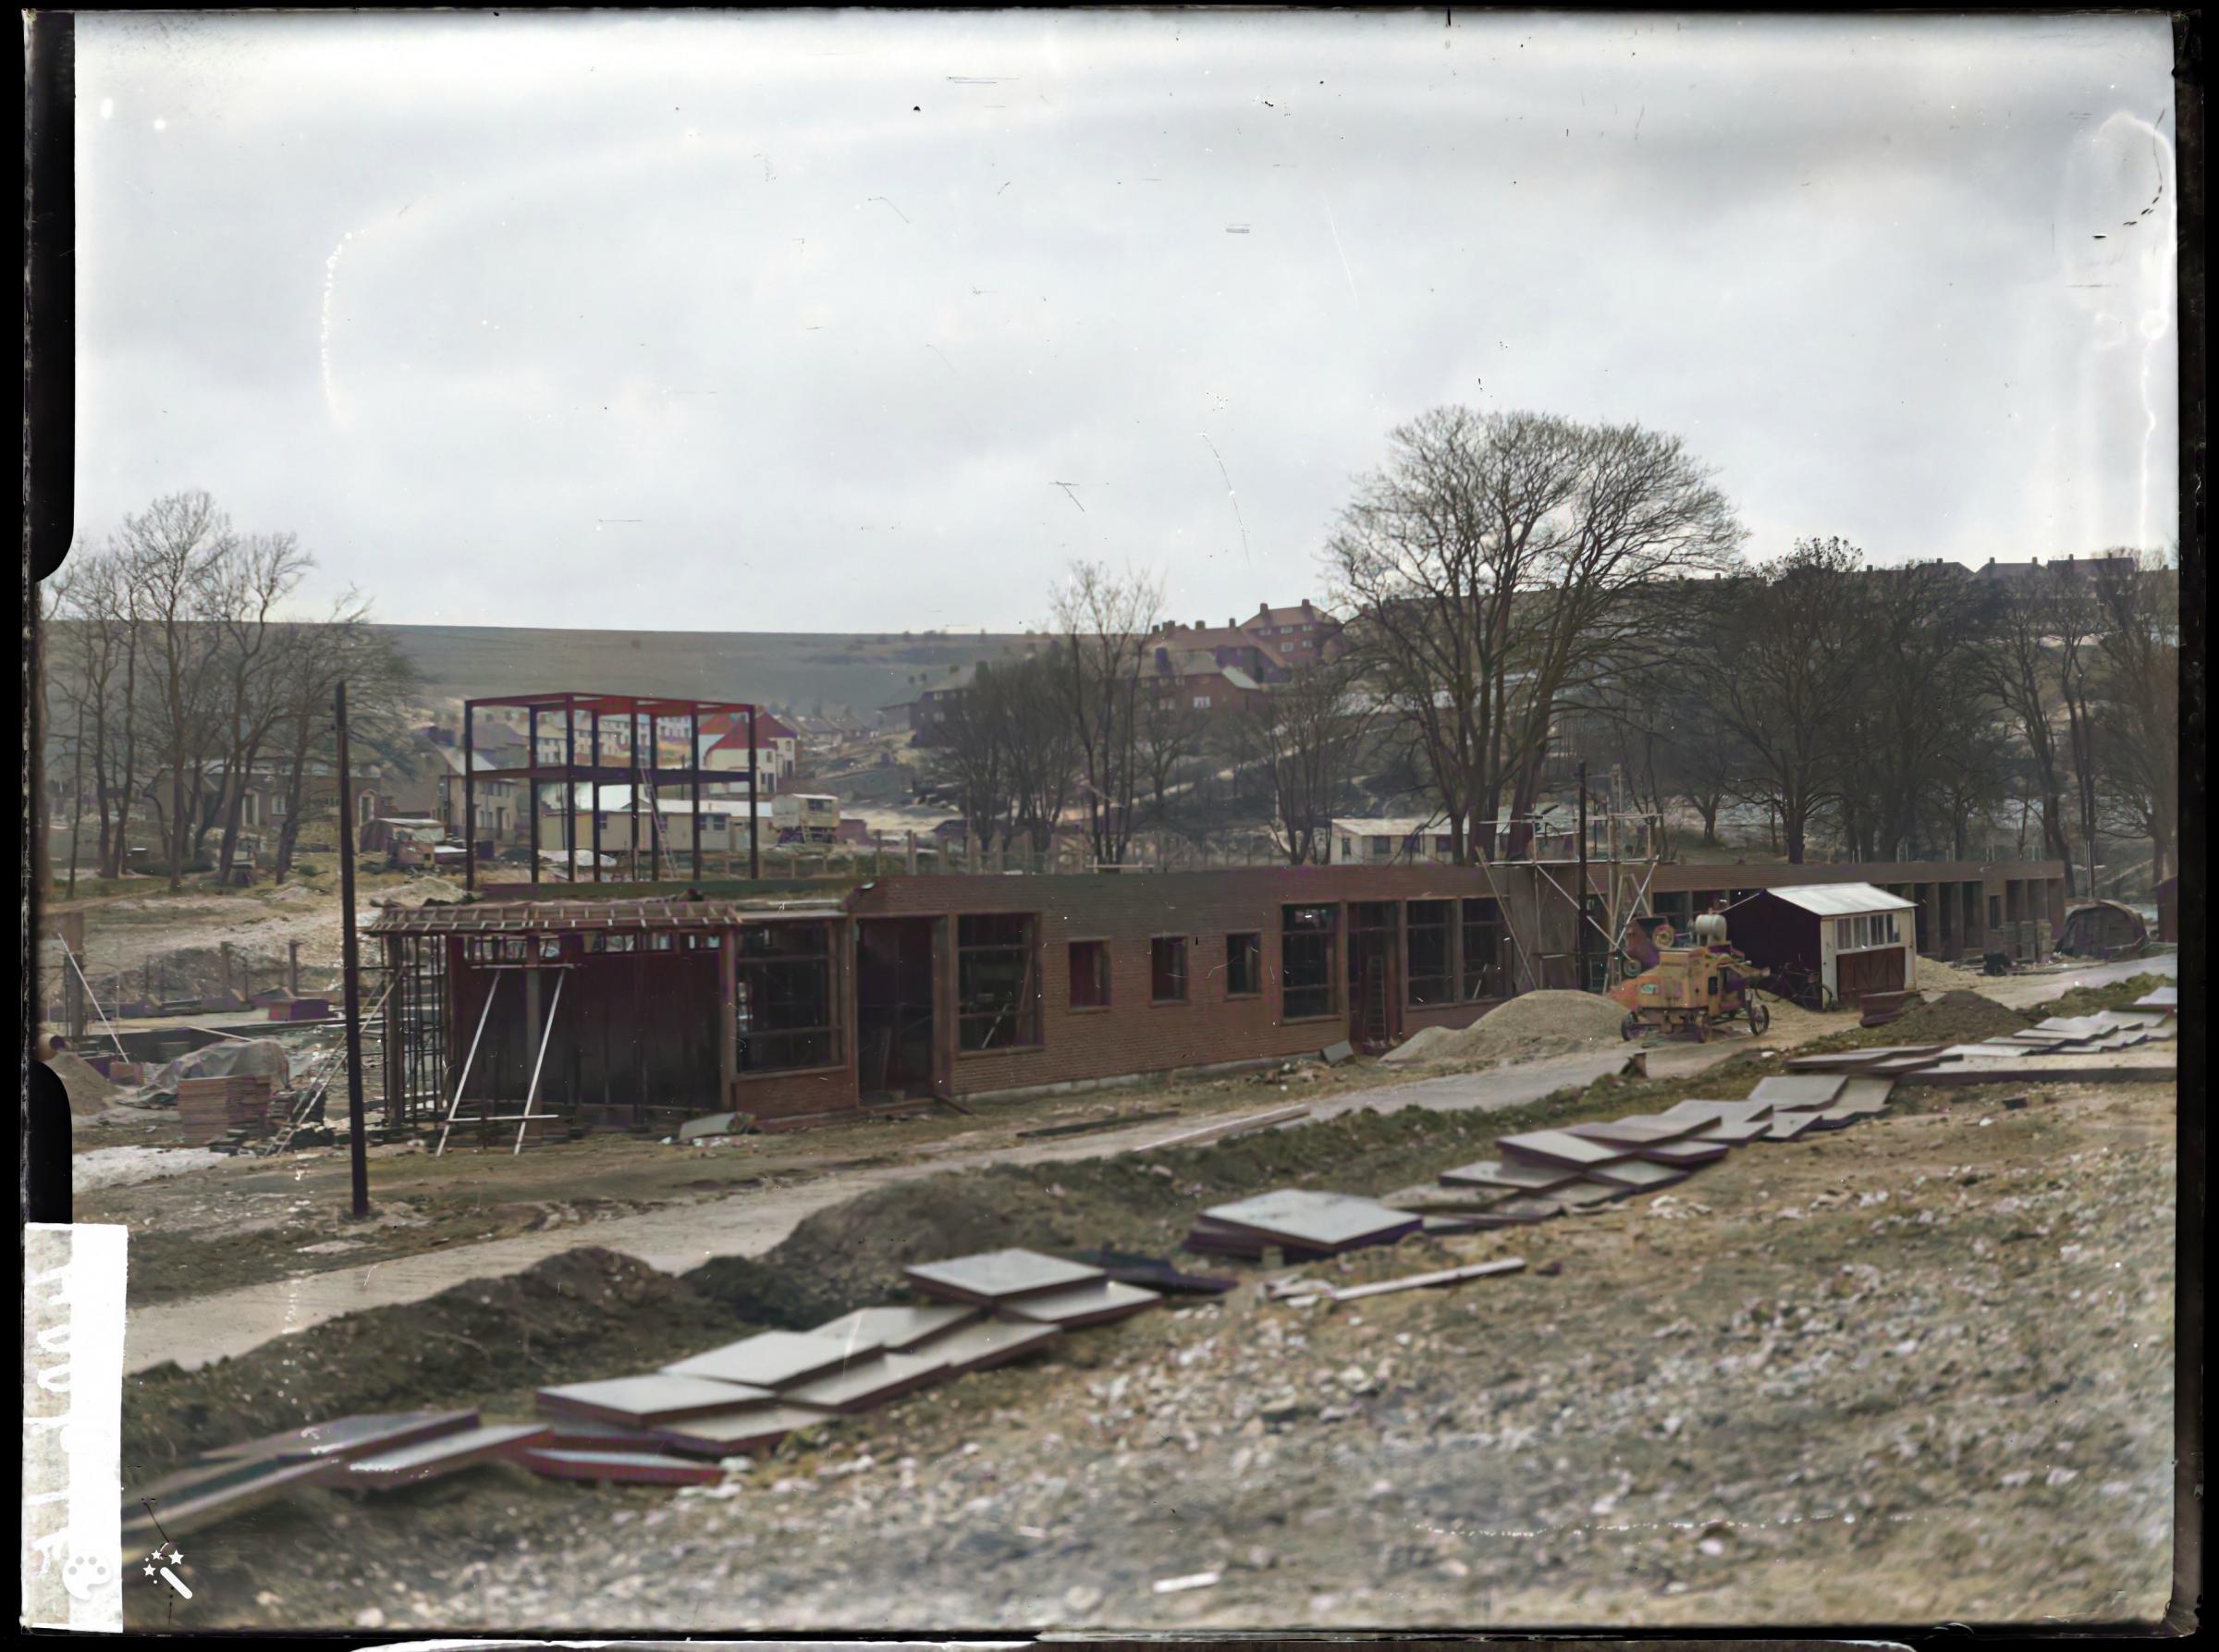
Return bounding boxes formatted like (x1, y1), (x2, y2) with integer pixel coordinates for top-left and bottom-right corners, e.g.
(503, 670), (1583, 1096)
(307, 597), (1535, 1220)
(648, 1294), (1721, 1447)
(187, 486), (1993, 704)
(121, 1044), (1737, 1375)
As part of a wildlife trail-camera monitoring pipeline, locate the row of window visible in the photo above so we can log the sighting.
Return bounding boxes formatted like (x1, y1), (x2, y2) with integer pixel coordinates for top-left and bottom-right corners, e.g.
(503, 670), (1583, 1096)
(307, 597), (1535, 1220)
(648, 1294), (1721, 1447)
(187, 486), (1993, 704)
(1835, 912), (1904, 950)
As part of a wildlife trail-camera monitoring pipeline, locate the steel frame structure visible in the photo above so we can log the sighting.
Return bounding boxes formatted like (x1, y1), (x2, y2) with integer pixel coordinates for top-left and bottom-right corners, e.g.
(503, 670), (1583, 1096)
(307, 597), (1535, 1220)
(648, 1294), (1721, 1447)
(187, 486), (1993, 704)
(460, 691), (762, 891)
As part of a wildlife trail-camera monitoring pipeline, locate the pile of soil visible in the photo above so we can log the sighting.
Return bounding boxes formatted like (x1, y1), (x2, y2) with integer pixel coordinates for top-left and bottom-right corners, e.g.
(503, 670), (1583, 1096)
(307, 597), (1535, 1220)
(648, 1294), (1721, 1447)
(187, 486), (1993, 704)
(48, 1049), (118, 1116)
(1918, 956), (2000, 994)
(2046, 972), (2173, 1021)
(123, 1248), (743, 1474)
(1406, 989), (1630, 1068)
(688, 1104), (1525, 1326)
(128, 1100), (1560, 1476)
(1881, 990), (2033, 1045)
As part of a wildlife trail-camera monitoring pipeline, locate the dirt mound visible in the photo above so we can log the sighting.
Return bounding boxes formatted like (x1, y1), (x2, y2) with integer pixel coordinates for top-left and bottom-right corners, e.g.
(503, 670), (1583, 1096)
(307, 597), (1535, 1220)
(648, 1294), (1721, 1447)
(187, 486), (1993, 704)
(1884, 990), (2032, 1046)
(2046, 972), (2173, 1021)
(123, 1247), (742, 1475)
(1416, 990), (1629, 1067)
(48, 1049), (117, 1116)
(692, 1104), (1526, 1322)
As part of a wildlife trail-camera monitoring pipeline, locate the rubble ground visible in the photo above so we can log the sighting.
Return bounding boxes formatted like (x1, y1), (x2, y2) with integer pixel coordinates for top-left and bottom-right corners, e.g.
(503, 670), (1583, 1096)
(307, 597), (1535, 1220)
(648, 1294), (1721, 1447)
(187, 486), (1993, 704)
(132, 1068), (2177, 1632)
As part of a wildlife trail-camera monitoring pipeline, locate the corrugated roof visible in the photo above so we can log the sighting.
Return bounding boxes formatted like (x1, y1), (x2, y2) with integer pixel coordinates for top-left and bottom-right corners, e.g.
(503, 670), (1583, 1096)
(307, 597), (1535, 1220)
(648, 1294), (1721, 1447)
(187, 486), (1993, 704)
(1748, 882), (1917, 916)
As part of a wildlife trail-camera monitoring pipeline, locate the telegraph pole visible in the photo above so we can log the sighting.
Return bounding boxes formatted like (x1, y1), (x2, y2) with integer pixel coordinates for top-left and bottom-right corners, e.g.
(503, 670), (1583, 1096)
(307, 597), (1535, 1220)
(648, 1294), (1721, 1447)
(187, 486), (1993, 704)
(1575, 759), (1589, 994)
(335, 681), (371, 1219)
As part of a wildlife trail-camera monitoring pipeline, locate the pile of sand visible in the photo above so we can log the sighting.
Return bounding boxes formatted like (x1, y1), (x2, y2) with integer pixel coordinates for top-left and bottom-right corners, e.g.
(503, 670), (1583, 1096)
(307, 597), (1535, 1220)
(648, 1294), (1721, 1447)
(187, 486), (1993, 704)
(1918, 956), (1998, 994)
(1384, 990), (1631, 1070)
(48, 1049), (118, 1117)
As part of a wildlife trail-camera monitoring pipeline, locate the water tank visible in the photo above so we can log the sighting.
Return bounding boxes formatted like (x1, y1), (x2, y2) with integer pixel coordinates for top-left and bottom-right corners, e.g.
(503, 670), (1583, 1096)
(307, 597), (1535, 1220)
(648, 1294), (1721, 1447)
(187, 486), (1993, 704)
(1691, 912), (1730, 947)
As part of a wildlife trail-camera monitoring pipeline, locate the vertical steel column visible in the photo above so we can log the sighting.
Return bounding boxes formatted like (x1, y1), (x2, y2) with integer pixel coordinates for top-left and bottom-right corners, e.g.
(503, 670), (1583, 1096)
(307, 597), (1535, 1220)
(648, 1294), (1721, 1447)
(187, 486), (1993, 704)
(630, 708), (643, 884)
(563, 694), (577, 879)
(462, 701), (476, 893)
(747, 704), (761, 880)
(335, 681), (370, 1218)
(591, 709), (603, 885)
(691, 704), (704, 882)
(528, 704), (541, 887)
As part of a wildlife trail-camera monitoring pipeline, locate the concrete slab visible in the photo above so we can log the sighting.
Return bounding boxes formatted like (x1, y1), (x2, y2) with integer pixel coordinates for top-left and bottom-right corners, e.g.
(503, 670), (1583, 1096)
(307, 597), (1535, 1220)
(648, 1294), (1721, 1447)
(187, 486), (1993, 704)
(521, 1448), (725, 1486)
(536, 1374), (773, 1426)
(782, 1350), (951, 1413)
(1437, 1157), (1584, 1191)
(1200, 1189), (1421, 1252)
(203, 1409), (479, 1464)
(928, 1315), (1062, 1375)
(337, 1423), (552, 1489)
(812, 1303), (983, 1354)
(903, 1248), (1106, 1305)
(1636, 1137), (1732, 1166)
(1661, 1098), (1775, 1124)
(1496, 1130), (1632, 1169)
(664, 1330), (876, 1389)
(997, 1279), (1162, 1328)
(1565, 1114), (1709, 1144)
(1581, 1157), (1688, 1191)
(654, 1403), (830, 1458)
(121, 1456), (332, 1546)
(1749, 1073), (1848, 1107)
(1917, 1054), (2177, 1087)
(1765, 1110), (1825, 1140)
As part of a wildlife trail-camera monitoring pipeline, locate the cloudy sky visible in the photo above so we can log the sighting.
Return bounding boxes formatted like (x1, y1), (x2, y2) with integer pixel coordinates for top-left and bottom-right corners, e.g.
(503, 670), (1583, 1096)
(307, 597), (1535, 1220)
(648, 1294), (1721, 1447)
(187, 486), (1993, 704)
(75, 10), (2177, 632)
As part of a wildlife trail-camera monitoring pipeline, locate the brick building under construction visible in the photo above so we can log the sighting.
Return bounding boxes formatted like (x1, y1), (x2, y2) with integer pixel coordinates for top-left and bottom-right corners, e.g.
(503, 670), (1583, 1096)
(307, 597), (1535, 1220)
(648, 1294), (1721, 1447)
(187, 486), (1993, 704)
(366, 856), (2068, 1141)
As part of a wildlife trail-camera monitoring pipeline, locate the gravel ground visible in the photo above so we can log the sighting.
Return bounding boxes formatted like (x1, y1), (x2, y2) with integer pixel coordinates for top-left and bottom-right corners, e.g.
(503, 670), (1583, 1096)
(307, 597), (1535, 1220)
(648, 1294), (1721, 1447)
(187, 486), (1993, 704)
(154, 1072), (2177, 1633)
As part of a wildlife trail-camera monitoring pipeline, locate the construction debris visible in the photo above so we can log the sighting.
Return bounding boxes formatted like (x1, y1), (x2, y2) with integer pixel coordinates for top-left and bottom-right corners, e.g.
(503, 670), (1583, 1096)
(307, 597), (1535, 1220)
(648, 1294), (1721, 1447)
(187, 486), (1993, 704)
(337, 1423), (553, 1491)
(1307, 1256), (1527, 1304)
(176, 1074), (274, 1146)
(1139, 1102), (1308, 1153)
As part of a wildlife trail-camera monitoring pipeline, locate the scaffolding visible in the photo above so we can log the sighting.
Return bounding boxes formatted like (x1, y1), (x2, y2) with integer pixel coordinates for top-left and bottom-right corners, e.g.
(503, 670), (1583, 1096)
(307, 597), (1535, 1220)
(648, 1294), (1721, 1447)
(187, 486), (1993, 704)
(460, 691), (763, 891)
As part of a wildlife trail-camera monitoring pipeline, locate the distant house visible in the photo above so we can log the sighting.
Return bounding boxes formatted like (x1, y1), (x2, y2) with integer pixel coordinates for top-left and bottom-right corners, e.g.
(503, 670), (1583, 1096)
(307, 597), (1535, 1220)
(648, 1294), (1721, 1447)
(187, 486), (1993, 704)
(1146, 599), (1346, 688)
(1333, 816), (1459, 864)
(1968, 552), (2139, 593)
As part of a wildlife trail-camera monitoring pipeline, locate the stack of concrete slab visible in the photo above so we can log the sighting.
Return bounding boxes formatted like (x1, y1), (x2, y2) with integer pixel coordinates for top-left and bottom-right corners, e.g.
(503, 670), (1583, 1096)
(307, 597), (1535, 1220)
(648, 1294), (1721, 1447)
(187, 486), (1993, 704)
(1184, 1189), (1422, 1260)
(905, 1247), (1164, 1333)
(1779, 1007), (2177, 1087)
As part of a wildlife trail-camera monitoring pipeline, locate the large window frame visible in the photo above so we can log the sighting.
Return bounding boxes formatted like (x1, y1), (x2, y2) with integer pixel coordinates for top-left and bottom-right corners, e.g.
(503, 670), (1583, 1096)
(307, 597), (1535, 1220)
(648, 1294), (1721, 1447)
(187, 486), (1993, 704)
(1462, 898), (1509, 1001)
(957, 912), (1042, 1052)
(1068, 938), (1111, 1010)
(1225, 932), (1262, 998)
(1405, 899), (1454, 1007)
(733, 920), (840, 1075)
(1150, 935), (1190, 1005)
(1281, 904), (1339, 1021)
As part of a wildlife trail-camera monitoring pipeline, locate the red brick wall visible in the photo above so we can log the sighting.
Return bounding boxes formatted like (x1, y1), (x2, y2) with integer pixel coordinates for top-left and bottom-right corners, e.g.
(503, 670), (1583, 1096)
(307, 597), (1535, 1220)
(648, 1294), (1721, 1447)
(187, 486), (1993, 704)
(852, 869), (1501, 1099)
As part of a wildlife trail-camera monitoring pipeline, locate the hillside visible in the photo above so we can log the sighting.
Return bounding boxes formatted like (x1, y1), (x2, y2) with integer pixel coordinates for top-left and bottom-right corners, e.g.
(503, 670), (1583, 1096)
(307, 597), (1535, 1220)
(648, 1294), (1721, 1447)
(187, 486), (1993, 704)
(381, 624), (1036, 719)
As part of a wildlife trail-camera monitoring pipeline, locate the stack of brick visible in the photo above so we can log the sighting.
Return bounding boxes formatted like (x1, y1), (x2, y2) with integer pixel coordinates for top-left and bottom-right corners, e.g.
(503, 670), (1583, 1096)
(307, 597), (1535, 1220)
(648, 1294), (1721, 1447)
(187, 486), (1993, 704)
(178, 1073), (273, 1145)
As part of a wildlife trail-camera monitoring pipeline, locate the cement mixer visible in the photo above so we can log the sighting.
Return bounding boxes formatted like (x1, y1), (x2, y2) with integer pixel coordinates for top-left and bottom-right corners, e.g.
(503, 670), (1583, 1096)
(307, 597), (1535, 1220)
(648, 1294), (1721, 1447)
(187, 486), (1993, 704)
(1610, 911), (1770, 1043)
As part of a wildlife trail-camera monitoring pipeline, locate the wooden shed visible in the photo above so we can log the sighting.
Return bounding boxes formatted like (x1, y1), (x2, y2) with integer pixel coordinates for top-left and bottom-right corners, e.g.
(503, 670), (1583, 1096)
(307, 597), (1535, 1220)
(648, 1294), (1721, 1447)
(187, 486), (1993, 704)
(1722, 882), (1919, 1009)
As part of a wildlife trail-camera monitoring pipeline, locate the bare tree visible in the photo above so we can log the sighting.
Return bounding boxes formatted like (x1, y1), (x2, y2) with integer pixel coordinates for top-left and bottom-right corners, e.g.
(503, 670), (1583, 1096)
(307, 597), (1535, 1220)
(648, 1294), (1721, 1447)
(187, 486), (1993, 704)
(1703, 538), (1867, 864)
(1979, 570), (2082, 893)
(207, 532), (315, 883)
(1048, 560), (1164, 864)
(268, 601), (416, 879)
(115, 491), (235, 886)
(2090, 547), (2180, 884)
(1230, 653), (1380, 863)
(1327, 408), (1741, 863)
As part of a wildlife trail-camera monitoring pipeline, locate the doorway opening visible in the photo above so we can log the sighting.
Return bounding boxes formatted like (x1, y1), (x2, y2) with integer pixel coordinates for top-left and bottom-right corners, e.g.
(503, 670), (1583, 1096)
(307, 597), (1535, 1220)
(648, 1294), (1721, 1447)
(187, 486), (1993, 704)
(856, 918), (936, 1101)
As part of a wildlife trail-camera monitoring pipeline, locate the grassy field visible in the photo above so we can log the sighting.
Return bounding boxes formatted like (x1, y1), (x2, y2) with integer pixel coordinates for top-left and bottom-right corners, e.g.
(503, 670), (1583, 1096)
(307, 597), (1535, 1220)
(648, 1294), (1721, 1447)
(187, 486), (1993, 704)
(385, 623), (1036, 717)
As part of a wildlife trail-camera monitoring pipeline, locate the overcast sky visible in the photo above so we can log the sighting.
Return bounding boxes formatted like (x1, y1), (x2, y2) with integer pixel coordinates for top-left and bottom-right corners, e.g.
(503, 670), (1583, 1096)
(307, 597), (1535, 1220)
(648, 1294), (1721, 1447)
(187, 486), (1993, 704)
(75, 9), (2177, 632)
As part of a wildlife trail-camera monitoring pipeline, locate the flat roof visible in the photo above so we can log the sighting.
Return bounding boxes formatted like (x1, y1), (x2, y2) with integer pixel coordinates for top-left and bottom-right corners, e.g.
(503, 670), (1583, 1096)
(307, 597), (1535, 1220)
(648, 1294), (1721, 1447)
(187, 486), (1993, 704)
(365, 896), (848, 935)
(1743, 882), (1918, 917)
